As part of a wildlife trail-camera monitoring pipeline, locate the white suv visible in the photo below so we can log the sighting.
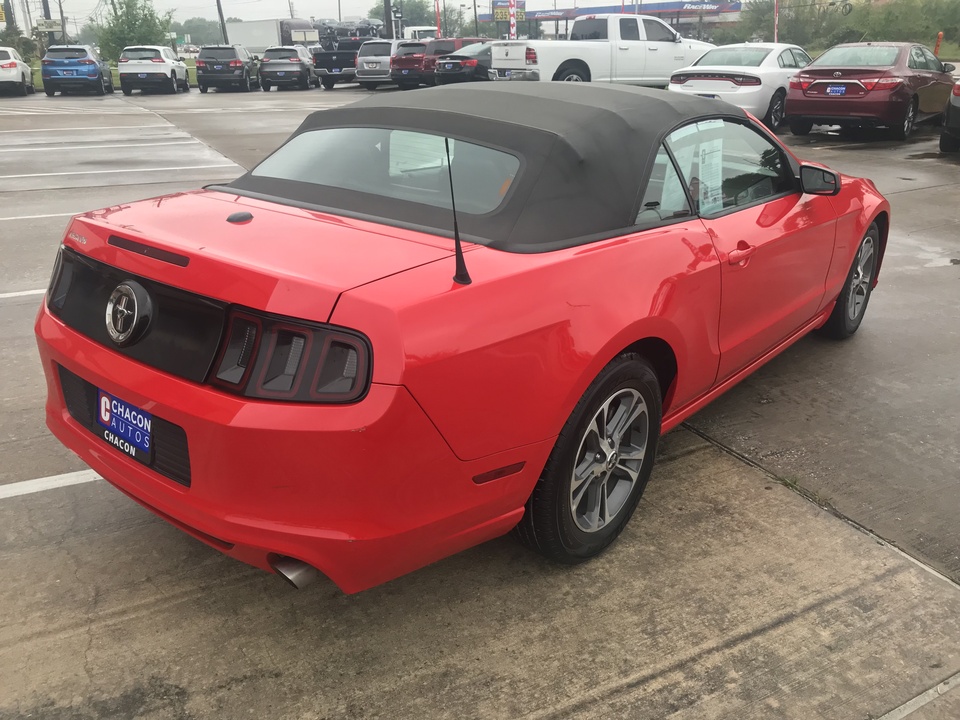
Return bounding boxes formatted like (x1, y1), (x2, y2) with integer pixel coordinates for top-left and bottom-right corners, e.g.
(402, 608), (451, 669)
(118, 45), (190, 95)
(0, 46), (35, 96)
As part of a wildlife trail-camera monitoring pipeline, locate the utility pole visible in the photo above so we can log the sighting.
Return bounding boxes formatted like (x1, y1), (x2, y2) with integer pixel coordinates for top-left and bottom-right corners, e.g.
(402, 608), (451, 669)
(473, 0), (478, 35)
(57, 0), (66, 40)
(382, 0), (393, 38)
(2, 0), (16, 31)
(41, 0), (55, 45)
(215, 0), (228, 42)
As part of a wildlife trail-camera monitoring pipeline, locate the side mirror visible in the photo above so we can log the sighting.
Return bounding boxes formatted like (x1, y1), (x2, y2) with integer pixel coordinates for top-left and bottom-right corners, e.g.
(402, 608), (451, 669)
(253, 55), (260, 61)
(178, 57), (185, 61)
(943, 62), (956, 73)
(800, 165), (841, 196)
(674, 33), (682, 43)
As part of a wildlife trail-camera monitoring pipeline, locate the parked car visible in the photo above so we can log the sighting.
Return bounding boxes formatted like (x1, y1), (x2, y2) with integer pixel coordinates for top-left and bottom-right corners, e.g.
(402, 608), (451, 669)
(940, 81), (960, 152)
(41, 45), (113, 96)
(118, 46), (190, 95)
(313, 37), (367, 89)
(390, 41), (427, 89)
(435, 42), (495, 84)
(421, 38), (486, 86)
(668, 43), (812, 129)
(259, 45), (318, 90)
(490, 14), (713, 84)
(35, 83), (889, 594)
(355, 38), (403, 90)
(784, 42), (956, 139)
(0, 46), (36, 95)
(196, 44), (260, 92)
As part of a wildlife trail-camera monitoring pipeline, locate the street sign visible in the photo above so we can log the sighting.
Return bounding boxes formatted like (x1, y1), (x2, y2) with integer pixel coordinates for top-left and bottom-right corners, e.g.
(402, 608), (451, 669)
(0, 7), (5, 22)
(36, 18), (63, 31)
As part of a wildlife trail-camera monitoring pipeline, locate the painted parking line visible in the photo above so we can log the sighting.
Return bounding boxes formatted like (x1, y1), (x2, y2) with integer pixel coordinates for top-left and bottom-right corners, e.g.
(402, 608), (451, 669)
(0, 163), (238, 179)
(0, 124), (170, 134)
(0, 469), (100, 500)
(0, 212), (75, 222)
(0, 288), (45, 300)
(0, 140), (200, 153)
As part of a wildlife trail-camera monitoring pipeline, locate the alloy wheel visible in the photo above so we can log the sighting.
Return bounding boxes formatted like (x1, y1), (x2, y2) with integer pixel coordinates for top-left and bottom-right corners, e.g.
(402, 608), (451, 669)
(904, 101), (916, 137)
(847, 235), (875, 321)
(770, 95), (784, 127)
(569, 388), (649, 533)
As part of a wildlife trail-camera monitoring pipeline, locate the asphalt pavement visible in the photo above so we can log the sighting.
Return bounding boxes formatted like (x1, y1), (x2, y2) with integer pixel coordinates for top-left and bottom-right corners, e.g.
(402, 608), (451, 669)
(1, 86), (959, 719)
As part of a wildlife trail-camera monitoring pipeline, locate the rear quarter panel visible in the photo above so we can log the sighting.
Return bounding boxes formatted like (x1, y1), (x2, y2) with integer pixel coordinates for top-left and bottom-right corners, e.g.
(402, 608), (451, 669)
(333, 221), (722, 461)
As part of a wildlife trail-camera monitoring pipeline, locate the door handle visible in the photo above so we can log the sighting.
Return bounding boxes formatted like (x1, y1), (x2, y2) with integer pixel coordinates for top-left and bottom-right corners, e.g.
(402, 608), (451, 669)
(619, 45), (629, 50)
(728, 243), (757, 264)
(649, 47), (659, 51)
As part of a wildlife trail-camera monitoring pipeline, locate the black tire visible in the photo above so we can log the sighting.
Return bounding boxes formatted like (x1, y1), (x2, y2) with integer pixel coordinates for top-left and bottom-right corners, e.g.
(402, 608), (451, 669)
(789, 119), (814, 136)
(107, 77), (115, 93)
(513, 353), (661, 563)
(16, 75), (28, 96)
(168, 72), (178, 94)
(181, 73), (190, 91)
(198, 83), (208, 93)
(360, 82), (378, 90)
(121, 84), (132, 96)
(554, 65), (589, 82)
(819, 222), (879, 340)
(763, 89), (786, 130)
(261, 81), (271, 91)
(891, 97), (917, 141)
(240, 71), (251, 92)
(27, 79), (36, 94)
(94, 74), (106, 95)
(321, 77), (336, 90)
(44, 86), (56, 96)
(940, 131), (960, 153)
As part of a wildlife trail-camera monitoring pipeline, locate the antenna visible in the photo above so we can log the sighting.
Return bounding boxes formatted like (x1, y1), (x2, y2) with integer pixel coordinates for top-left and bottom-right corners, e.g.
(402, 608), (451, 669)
(444, 137), (472, 286)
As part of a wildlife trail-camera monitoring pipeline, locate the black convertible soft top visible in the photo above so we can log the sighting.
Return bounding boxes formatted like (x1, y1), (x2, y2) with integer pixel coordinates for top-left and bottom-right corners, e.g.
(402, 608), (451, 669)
(225, 83), (747, 252)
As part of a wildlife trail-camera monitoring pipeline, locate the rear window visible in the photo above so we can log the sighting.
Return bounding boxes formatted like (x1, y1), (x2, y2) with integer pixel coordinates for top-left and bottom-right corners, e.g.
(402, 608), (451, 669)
(45, 48), (88, 59)
(263, 48), (299, 59)
(813, 46), (900, 67)
(121, 48), (162, 60)
(426, 41), (456, 56)
(0, 50), (10, 61)
(251, 127), (520, 216)
(199, 47), (239, 60)
(570, 19), (608, 40)
(358, 42), (391, 57)
(694, 47), (771, 67)
(396, 43), (425, 57)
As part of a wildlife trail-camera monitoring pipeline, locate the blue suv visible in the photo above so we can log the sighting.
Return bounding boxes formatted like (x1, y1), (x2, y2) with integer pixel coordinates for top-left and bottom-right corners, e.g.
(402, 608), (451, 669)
(41, 45), (114, 96)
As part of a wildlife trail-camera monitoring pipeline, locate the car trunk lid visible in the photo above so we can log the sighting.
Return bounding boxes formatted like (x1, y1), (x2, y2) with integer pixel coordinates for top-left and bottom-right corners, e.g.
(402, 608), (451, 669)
(490, 41), (531, 72)
(796, 67), (895, 98)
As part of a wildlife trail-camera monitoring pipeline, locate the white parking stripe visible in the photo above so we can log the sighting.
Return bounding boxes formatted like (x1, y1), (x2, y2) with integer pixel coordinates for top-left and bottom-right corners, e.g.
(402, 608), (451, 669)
(0, 124), (170, 134)
(0, 163), (238, 179)
(0, 289), (46, 299)
(0, 470), (100, 500)
(0, 141), (200, 153)
(0, 212), (75, 221)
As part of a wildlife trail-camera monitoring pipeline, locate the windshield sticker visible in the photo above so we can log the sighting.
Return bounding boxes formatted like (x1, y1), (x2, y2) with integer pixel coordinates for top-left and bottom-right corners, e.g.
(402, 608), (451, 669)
(698, 138), (723, 215)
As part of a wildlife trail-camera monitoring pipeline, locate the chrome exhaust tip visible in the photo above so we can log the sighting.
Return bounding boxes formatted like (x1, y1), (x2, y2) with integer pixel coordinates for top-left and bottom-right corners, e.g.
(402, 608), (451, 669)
(271, 556), (320, 589)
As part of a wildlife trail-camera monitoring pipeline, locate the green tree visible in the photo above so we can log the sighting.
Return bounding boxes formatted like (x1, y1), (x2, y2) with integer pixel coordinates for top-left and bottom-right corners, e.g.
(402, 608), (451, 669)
(97, 0), (172, 62)
(76, 22), (100, 45)
(0, 23), (37, 60)
(368, 0), (435, 29)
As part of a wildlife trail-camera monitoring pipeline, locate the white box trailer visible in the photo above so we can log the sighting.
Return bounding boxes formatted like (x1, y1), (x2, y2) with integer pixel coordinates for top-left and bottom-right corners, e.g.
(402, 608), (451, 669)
(225, 19), (320, 55)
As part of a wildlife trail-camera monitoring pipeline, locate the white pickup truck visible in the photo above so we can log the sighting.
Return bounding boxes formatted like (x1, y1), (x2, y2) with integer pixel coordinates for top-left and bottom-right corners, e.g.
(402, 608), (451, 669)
(491, 14), (714, 86)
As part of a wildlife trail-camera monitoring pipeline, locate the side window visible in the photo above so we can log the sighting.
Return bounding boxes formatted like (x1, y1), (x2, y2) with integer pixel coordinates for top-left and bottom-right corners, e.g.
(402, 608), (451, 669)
(619, 18), (640, 42)
(643, 19), (676, 43)
(666, 120), (795, 216)
(791, 48), (812, 67)
(778, 50), (797, 69)
(908, 47), (925, 70)
(635, 145), (692, 229)
(921, 47), (943, 72)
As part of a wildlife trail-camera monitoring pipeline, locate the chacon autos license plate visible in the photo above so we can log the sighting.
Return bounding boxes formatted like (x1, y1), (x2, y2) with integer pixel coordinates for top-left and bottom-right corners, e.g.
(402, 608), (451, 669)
(402, 69), (409, 74)
(826, 84), (846, 95)
(445, 63), (453, 69)
(97, 388), (152, 462)
(332, 68), (341, 73)
(277, 71), (285, 76)
(214, 64), (223, 70)
(138, 73), (146, 78)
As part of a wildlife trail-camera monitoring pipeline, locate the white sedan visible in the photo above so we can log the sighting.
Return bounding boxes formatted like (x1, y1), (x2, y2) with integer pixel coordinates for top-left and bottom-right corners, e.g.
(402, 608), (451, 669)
(667, 43), (812, 129)
(0, 46), (36, 96)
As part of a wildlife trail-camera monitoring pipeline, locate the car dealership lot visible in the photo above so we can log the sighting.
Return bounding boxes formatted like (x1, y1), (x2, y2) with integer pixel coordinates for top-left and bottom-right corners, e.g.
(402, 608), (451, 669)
(1, 89), (959, 718)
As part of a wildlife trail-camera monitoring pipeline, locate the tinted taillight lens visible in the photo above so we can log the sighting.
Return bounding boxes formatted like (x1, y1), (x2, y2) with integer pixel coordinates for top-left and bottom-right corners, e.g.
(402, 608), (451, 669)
(953, 83), (960, 97)
(861, 76), (902, 91)
(229, 59), (243, 67)
(463, 59), (478, 67)
(732, 75), (761, 86)
(78, 59), (95, 65)
(525, 47), (537, 65)
(42, 59), (54, 65)
(670, 74), (685, 84)
(195, 59), (206, 67)
(209, 309), (371, 404)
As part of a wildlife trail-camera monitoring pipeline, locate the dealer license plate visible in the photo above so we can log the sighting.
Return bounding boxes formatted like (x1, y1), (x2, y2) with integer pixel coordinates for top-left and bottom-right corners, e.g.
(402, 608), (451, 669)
(97, 388), (152, 460)
(826, 84), (846, 96)
(445, 63), (453, 70)
(214, 64), (223, 70)
(277, 71), (285, 76)
(332, 68), (341, 73)
(64, 70), (75, 75)
(138, 73), (146, 78)
(366, 62), (377, 68)
(402, 69), (409, 74)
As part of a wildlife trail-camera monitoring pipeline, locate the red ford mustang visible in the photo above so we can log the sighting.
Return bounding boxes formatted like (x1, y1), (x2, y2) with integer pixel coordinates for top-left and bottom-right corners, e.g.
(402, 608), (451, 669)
(35, 84), (889, 593)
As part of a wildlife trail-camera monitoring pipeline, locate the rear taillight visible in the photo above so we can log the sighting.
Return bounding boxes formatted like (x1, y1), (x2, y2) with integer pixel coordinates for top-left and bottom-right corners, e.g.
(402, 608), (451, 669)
(0, 61), (15, 69)
(670, 74), (686, 84)
(525, 47), (537, 65)
(78, 59), (95, 65)
(41, 59), (54, 65)
(261, 57), (271, 62)
(229, 59), (243, 67)
(463, 59), (478, 67)
(285, 57), (298, 61)
(790, 75), (812, 90)
(119, 57), (129, 63)
(861, 76), (902, 91)
(953, 83), (960, 97)
(209, 309), (371, 404)
(151, 57), (164, 63)
(195, 59), (206, 67)
(732, 75), (760, 86)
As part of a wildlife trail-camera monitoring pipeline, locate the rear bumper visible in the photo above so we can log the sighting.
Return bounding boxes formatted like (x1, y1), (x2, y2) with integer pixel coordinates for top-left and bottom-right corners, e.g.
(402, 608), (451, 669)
(668, 83), (769, 117)
(355, 69), (390, 81)
(35, 305), (548, 593)
(42, 73), (100, 85)
(0, 68), (23, 82)
(785, 89), (907, 127)
(492, 68), (539, 81)
(317, 68), (356, 79)
(119, 72), (171, 87)
(391, 69), (426, 84)
(261, 70), (306, 84)
(197, 70), (246, 85)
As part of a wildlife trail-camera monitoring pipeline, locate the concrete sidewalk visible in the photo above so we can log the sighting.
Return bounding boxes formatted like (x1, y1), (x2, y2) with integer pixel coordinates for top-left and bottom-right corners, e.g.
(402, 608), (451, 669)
(1, 428), (959, 719)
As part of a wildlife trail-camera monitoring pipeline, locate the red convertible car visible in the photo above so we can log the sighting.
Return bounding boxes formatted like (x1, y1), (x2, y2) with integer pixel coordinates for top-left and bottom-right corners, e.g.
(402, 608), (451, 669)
(35, 84), (889, 593)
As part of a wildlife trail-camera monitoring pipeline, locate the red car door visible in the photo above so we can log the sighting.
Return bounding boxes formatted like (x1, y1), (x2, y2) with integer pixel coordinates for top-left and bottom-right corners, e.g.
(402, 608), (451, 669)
(666, 119), (837, 382)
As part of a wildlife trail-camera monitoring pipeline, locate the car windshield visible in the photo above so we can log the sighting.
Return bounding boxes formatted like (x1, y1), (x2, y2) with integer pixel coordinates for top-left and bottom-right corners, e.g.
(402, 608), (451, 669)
(199, 47), (239, 59)
(263, 48), (299, 59)
(121, 48), (162, 60)
(425, 41), (456, 56)
(358, 42), (391, 57)
(45, 48), (88, 59)
(694, 47), (771, 67)
(570, 20), (607, 40)
(813, 46), (900, 67)
(251, 127), (520, 216)
(396, 43), (425, 57)
(0, 50), (10, 61)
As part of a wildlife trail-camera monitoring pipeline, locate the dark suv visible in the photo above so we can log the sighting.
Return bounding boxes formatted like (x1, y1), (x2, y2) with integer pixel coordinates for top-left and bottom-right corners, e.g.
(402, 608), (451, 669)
(259, 45), (319, 90)
(196, 45), (260, 92)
